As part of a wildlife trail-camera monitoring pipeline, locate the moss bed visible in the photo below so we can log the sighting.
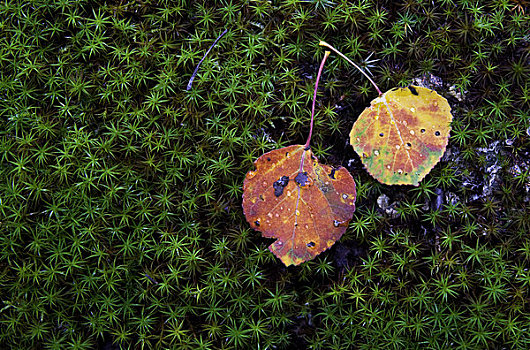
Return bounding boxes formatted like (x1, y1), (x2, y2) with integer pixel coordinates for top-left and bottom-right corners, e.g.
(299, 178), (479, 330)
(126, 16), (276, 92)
(1, 1), (529, 349)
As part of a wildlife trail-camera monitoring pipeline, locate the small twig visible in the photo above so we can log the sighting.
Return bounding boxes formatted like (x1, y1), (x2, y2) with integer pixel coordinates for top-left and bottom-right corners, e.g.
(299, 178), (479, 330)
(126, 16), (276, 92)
(304, 51), (331, 149)
(145, 273), (158, 284)
(186, 28), (228, 91)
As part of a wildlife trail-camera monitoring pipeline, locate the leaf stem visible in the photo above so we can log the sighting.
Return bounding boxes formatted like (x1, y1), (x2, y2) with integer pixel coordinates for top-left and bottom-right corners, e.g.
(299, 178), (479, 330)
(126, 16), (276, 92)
(304, 50), (330, 149)
(186, 28), (229, 91)
(319, 40), (382, 96)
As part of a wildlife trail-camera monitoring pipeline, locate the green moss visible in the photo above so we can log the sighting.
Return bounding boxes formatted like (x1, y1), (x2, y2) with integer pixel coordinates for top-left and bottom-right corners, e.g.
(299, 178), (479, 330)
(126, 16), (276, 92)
(1, 0), (530, 348)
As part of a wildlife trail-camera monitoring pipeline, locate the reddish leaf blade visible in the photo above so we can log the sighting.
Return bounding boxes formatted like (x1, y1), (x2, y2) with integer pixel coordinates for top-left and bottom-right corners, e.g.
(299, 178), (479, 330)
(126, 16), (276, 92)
(350, 86), (453, 186)
(242, 145), (356, 266)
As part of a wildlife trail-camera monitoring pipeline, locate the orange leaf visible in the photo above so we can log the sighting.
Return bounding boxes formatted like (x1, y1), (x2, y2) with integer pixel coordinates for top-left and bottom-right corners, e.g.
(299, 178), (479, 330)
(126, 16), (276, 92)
(242, 145), (356, 266)
(350, 85), (453, 186)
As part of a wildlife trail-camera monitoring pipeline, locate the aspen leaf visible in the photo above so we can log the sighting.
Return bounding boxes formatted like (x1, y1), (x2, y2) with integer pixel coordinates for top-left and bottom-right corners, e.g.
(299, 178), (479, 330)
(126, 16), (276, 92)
(350, 85), (453, 186)
(242, 145), (356, 266)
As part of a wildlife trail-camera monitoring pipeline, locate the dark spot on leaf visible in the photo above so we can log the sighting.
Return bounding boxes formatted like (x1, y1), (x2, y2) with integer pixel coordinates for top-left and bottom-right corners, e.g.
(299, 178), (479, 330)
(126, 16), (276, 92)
(379, 132), (384, 137)
(255, 220), (260, 226)
(267, 157), (271, 161)
(307, 242), (315, 248)
(421, 129), (426, 133)
(285, 152), (289, 157)
(408, 85), (419, 95)
(435, 131), (441, 136)
(295, 172), (308, 187)
(329, 168), (336, 179)
(273, 176), (289, 197)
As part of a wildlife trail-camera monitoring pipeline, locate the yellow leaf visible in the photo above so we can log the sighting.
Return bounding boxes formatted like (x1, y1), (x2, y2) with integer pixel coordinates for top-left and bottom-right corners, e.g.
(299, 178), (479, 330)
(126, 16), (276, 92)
(350, 86), (453, 186)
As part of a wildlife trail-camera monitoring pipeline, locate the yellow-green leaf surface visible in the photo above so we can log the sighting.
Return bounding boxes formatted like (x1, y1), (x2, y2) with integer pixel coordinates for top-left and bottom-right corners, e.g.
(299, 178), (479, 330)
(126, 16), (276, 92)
(242, 145), (356, 266)
(350, 86), (453, 186)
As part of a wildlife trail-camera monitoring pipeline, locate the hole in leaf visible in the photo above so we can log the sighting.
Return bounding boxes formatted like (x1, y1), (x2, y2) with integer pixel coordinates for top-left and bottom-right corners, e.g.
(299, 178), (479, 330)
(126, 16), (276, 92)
(295, 172), (309, 187)
(307, 242), (315, 248)
(273, 176), (290, 197)
(379, 132), (384, 137)
(421, 128), (426, 133)
(435, 131), (441, 136)
(267, 157), (271, 161)
(255, 220), (260, 226)
(259, 195), (264, 201)
(406, 142), (411, 148)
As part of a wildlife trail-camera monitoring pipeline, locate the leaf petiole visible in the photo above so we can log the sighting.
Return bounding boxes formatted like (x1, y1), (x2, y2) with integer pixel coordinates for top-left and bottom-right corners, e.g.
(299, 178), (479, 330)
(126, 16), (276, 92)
(319, 40), (382, 96)
(304, 50), (331, 150)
